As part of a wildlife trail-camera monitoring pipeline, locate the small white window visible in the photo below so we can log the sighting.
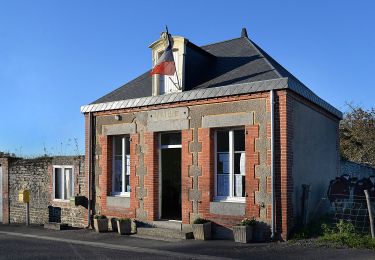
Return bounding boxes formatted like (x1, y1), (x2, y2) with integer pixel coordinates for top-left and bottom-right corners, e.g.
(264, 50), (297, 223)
(112, 136), (131, 196)
(53, 166), (74, 201)
(215, 129), (245, 202)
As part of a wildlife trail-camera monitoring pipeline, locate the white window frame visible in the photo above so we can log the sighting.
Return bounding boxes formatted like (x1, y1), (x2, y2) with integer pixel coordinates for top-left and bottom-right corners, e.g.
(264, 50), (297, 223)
(112, 136), (131, 197)
(52, 165), (74, 202)
(214, 129), (246, 203)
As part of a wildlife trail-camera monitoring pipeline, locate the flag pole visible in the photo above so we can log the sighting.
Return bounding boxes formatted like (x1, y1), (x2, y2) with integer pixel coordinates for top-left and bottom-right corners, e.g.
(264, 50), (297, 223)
(165, 26), (182, 90)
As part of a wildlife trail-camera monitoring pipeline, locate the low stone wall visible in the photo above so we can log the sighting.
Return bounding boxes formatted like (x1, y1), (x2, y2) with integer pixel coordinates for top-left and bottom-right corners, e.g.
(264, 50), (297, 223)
(3, 156), (86, 227)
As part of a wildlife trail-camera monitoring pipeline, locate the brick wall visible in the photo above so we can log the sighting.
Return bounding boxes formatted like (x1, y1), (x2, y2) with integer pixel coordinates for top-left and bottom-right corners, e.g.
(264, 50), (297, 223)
(89, 89), (339, 240)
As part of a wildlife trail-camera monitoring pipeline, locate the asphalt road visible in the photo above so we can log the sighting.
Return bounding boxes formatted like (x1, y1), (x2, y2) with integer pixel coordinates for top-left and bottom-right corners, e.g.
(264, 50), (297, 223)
(0, 234), (183, 260)
(0, 226), (375, 260)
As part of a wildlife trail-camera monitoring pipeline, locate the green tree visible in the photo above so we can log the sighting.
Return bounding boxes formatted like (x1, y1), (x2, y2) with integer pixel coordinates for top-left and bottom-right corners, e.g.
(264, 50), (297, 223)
(340, 104), (375, 167)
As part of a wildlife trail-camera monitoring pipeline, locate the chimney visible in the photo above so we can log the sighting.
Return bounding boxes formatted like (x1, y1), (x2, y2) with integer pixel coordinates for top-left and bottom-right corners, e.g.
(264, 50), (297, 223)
(241, 27), (248, 38)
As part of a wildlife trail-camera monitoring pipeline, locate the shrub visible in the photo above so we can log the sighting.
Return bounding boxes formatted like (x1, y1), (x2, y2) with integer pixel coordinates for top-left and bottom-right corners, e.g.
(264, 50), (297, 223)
(94, 214), (107, 220)
(319, 219), (375, 250)
(117, 218), (131, 223)
(193, 217), (210, 224)
(238, 217), (256, 227)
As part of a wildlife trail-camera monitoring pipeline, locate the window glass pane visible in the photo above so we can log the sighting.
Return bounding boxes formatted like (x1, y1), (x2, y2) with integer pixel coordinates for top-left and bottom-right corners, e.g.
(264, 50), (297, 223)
(234, 152), (246, 175)
(234, 152), (245, 197)
(125, 137), (130, 155)
(114, 157), (122, 192)
(217, 131), (229, 152)
(234, 130), (245, 151)
(161, 133), (181, 146)
(217, 153), (229, 174)
(114, 136), (122, 156)
(125, 154), (130, 192)
(64, 168), (73, 199)
(217, 174), (229, 196)
(234, 174), (245, 197)
(54, 168), (62, 199)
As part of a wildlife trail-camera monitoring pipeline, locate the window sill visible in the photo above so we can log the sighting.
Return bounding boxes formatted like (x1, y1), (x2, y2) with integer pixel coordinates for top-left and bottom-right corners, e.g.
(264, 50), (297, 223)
(53, 199), (70, 202)
(213, 197), (246, 203)
(110, 192), (130, 198)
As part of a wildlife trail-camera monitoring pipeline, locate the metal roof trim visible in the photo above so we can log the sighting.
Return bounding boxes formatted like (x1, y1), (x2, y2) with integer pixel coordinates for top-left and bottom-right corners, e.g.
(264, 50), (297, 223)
(80, 77), (341, 119)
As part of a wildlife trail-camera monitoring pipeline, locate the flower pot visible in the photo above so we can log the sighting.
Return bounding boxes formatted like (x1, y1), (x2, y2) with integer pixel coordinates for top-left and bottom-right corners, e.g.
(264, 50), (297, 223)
(233, 225), (253, 243)
(94, 218), (108, 233)
(192, 222), (211, 240)
(117, 220), (132, 235)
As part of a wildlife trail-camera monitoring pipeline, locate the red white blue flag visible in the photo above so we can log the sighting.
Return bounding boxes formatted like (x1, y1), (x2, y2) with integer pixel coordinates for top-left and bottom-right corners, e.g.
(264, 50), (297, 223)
(150, 33), (176, 76)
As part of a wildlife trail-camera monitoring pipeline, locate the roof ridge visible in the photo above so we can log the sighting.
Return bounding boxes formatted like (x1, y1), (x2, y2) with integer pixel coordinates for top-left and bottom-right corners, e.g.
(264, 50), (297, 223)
(200, 36), (244, 48)
(243, 37), (282, 78)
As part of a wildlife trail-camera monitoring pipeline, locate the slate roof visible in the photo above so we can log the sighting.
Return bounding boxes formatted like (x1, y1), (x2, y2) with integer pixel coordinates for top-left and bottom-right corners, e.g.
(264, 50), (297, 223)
(85, 34), (342, 118)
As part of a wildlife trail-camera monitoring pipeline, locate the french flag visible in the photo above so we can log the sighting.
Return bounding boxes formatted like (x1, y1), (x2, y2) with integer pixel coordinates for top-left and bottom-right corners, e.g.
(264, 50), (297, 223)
(150, 33), (176, 76)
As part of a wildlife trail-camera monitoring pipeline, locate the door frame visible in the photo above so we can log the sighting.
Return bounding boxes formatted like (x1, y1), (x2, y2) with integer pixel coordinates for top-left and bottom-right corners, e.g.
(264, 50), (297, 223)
(158, 133), (182, 220)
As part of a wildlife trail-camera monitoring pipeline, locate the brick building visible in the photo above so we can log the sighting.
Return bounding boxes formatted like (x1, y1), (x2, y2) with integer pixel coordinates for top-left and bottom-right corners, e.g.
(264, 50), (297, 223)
(80, 28), (342, 240)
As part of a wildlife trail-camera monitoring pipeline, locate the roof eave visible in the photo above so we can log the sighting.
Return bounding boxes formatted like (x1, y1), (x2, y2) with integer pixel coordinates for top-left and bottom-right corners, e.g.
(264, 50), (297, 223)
(80, 77), (342, 119)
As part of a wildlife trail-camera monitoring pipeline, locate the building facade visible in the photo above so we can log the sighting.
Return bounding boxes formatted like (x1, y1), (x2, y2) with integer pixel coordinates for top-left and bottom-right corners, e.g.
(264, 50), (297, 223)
(78, 29), (343, 240)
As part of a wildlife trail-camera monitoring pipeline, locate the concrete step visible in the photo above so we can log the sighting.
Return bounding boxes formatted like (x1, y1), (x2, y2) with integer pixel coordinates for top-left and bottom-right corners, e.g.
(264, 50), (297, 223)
(136, 227), (194, 240)
(151, 220), (182, 230)
(44, 222), (69, 230)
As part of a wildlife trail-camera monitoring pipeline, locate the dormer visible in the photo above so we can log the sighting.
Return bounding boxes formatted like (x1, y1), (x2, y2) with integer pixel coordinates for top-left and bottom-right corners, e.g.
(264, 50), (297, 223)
(149, 34), (187, 96)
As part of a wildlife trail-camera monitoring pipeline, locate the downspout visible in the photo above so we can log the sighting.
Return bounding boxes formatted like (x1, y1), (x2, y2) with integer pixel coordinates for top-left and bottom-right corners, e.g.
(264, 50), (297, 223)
(270, 90), (276, 239)
(86, 112), (93, 228)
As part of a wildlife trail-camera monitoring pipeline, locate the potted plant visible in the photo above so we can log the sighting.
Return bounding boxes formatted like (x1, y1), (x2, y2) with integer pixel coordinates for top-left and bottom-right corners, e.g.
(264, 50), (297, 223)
(93, 214), (108, 233)
(233, 217), (256, 243)
(116, 218), (132, 235)
(192, 217), (211, 240)
(110, 218), (118, 232)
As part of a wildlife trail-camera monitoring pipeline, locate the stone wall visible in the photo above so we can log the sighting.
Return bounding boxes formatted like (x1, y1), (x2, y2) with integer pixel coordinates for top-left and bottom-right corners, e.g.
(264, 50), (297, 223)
(340, 160), (375, 178)
(3, 156), (86, 227)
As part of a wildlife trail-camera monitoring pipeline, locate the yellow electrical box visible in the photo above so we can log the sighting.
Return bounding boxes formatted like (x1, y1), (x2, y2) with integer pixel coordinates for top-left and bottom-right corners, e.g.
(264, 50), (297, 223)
(19, 190), (30, 203)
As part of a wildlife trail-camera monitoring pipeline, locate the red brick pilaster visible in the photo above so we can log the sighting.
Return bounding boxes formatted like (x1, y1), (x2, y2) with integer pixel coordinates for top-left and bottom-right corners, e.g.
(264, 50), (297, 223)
(98, 135), (112, 214)
(143, 132), (159, 221)
(275, 90), (294, 240)
(245, 125), (260, 218)
(84, 113), (90, 225)
(198, 128), (214, 218)
(181, 129), (193, 224)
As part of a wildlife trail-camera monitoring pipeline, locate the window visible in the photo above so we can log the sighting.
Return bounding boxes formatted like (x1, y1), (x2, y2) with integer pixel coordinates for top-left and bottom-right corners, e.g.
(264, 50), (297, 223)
(112, 136), (131, 196)
(159, 51), (179, 94)
(53, 166), (74, 201)
(215, 129), (245, 201)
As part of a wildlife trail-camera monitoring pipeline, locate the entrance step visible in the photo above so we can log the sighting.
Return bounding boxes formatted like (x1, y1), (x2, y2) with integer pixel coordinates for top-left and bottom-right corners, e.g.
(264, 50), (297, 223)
(151, 220), (182, 230)
(136, 227), (194, 240)
(44, 222), (69, 230)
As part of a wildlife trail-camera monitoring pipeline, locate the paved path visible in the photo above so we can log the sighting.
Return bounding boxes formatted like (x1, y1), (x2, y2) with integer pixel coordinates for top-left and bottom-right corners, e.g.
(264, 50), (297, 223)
(0, 224), (374, 259)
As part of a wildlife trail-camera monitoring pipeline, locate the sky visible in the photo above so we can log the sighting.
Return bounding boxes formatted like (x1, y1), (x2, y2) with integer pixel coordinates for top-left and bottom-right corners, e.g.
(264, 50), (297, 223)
(0, 0), (374, 157)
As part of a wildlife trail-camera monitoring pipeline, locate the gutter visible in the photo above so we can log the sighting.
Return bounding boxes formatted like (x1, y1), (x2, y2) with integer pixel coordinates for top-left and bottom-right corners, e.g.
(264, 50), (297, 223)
(270, 90), (276, 239)
(86, 112), (93, 228)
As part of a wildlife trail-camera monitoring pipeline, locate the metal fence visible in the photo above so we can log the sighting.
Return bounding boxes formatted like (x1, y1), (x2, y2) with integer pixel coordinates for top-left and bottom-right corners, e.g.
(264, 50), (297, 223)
(329, 194), (374, 234)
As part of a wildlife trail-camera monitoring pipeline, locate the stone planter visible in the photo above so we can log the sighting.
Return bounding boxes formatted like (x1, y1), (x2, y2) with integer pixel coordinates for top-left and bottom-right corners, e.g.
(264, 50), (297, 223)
(117, 220), (132, 235)
(192, 222), (211, 240)
(94, 218), (108, 233)
(233, 225), (253, 243)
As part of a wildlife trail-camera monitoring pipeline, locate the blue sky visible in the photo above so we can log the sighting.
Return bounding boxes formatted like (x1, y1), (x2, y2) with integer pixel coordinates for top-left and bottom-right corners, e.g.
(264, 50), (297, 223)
(0, 0), (374, 156)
